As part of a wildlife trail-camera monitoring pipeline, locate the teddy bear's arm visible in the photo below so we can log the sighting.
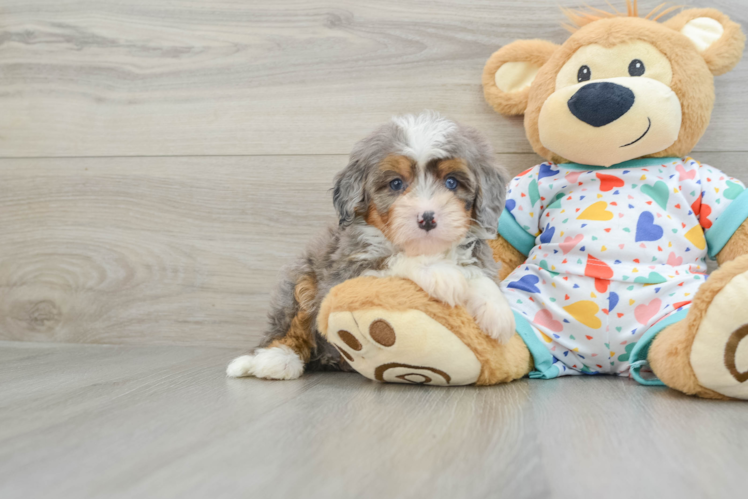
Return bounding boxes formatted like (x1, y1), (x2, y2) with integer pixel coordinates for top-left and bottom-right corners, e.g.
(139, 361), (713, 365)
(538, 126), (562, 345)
(716, 219), (748, 266)
(489, 234), (526, 280)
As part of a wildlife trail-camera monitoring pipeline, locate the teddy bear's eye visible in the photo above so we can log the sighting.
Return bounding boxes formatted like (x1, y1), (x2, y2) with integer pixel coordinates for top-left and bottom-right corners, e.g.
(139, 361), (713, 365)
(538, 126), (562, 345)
(577, 65), (591, 83)
(628, 59), (645, 77)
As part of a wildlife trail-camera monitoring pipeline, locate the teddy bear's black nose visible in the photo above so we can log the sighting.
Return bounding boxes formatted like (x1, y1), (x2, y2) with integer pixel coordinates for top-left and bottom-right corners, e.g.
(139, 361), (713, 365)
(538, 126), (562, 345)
(567, 82), (635, 127)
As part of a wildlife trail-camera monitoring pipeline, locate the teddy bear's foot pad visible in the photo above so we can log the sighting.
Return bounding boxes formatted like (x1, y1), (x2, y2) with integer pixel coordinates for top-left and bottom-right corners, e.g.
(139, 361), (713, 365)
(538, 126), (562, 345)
(691, 270), (748, 399)
(327, 308), (482, 386)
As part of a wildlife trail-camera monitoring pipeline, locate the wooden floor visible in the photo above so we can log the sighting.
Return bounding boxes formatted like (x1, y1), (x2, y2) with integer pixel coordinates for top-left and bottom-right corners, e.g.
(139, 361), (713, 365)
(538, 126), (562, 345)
(2, 0), (748, 498)
(2, 340), (747, 498)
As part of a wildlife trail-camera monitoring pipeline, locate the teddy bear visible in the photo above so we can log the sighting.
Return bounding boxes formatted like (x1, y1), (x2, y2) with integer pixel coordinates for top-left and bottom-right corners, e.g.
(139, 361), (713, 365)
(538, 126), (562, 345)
(316, 3), (748, 400)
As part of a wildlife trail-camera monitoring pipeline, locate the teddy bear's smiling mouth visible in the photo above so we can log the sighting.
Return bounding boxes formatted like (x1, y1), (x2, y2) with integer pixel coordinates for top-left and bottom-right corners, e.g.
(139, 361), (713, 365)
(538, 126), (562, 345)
(620, 117), (652, 147)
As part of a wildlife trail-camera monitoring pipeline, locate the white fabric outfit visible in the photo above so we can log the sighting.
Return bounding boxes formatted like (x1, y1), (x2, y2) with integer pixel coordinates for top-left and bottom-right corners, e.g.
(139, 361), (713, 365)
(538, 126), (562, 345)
(497, 157), (748, 382)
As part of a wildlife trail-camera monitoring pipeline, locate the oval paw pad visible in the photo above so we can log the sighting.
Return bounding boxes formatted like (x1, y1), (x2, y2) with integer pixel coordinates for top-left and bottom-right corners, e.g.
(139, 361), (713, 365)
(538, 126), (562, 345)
(326, 308), (481, 386)
(369, 319), (396, 347)
(338, 330), (362, 351)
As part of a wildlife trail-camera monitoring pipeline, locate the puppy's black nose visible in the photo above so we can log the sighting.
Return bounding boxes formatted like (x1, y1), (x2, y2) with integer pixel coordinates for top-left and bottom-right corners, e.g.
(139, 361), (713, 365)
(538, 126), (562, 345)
(568, 82), (635, 127)
(418, 211), (436, 232)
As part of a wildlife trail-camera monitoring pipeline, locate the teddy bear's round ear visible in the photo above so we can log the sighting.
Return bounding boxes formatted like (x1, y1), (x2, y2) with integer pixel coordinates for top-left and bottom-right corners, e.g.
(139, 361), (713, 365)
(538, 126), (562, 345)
(665, 8), (746, 76)
(482, 40), (559, 116)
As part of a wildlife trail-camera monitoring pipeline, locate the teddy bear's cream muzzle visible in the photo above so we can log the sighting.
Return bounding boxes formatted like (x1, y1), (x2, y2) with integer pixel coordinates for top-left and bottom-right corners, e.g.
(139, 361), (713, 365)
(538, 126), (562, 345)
(538, 77), (682, 167)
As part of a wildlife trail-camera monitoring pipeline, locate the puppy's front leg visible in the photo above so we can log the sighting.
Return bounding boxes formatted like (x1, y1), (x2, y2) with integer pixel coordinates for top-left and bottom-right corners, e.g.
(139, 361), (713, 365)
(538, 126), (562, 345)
(464, 275), (515, 343)
(385, 259), (471, 307)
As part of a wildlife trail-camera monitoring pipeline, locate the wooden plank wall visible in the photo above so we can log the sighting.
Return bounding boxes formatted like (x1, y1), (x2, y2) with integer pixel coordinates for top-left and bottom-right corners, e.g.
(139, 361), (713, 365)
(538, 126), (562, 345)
(1, 0), (746, 348)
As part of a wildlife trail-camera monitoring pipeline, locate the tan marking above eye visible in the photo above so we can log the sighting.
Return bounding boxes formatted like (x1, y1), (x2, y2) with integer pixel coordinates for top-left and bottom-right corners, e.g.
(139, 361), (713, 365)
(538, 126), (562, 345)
(435, 158), (469, 179)
(369, 319), (396, 347)
(337, 330), (362, 351)
(378, 154), (415, 182)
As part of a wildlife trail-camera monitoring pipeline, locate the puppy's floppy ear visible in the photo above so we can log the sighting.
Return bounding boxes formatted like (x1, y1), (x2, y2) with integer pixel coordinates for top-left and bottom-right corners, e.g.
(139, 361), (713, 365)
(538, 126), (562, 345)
(482, 39), (559, 116)
(332, 157), (368, 227)
(472, 157), (507, 234)
(665, 8), (746, 76)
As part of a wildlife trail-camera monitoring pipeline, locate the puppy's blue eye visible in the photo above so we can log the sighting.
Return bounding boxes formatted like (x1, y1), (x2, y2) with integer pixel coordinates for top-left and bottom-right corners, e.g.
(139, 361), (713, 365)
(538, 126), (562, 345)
(445, 177), (458, 190)
(389, 178), (403, 191)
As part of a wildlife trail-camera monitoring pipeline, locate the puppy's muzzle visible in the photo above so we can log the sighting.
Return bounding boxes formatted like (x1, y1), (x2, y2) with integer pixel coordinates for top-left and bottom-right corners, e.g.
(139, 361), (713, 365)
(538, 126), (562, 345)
(418, 211), (437, 232)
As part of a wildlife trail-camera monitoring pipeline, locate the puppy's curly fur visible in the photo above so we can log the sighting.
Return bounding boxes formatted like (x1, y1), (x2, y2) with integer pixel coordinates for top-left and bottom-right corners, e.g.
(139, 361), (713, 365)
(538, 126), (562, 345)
(227, 111), (510, 380)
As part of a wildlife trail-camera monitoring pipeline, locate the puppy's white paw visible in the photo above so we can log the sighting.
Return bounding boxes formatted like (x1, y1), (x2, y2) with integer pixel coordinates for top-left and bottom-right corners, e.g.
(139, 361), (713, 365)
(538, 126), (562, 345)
(227, 346), (305, 380)
(464, 276), (516, 343)
(380, 254), (469, 307)
(226, 354), (256, 378)
(468, 296), (516, 344)
(251, 346), (305, 380)
(474, 301), (515, 343)
(421, 271), (469, 307)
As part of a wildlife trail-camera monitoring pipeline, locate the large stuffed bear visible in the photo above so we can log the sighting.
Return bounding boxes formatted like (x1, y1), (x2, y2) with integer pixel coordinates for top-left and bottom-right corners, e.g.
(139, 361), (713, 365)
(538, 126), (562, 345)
(317, 4), (748, 400)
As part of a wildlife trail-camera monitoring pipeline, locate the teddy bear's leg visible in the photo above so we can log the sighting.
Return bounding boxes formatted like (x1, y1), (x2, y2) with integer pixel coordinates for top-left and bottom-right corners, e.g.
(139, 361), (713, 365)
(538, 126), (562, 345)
(648, 255), (748, 400)
(317, 276), (533, 386)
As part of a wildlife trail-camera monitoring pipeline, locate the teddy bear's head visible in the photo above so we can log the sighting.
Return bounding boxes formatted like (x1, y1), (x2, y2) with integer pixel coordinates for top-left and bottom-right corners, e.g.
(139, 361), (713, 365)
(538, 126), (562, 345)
(483, 4), (745, 167)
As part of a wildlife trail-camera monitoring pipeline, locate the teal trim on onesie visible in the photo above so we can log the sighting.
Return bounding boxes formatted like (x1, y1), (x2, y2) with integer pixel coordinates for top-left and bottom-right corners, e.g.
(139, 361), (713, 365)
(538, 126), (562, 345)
(629, 308), (689, 386)
(513, 311), (560, 380)
(498, 210), (536, 257)
(706, 187), (748, 259)
(558, 157), (682, 171)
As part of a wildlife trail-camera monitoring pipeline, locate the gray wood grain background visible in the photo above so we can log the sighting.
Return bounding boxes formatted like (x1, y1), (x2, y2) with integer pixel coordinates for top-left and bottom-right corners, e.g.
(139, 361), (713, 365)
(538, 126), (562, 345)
(1, 0), (746, 349)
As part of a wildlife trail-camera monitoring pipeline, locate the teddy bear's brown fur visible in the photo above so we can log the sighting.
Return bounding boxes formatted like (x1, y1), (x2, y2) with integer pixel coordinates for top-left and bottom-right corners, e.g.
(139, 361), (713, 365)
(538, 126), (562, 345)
(483, 9), (744, 165)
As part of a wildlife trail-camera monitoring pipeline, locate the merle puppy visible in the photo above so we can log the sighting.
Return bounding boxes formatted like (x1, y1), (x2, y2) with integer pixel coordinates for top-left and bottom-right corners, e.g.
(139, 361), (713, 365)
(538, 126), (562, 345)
(227, 111), (514, 380)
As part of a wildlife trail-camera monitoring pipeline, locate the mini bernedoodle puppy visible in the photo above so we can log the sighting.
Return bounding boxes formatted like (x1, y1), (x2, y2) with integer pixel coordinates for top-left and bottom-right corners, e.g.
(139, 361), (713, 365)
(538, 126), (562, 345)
(227, 111), (515, 380)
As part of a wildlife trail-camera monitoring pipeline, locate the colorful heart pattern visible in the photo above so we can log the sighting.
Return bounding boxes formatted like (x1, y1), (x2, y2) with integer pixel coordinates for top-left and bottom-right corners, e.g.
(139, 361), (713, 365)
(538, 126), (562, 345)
(634, 298), (662, 325)
(534, 309), (564, 332)
(500, 157), (746, 379)
(635, 211), (663, 242)
(577, 201), (614, 221)
(563, 301), (602, 329)
(584, 255), (614, 280)
(597, 172), (625, 192)
(559, 234), (584, 255)
(640, 181), (669, 209)
(684, 225), (706, 250)
(666, 252), (683, 266)
(507, 274), (541, 293)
